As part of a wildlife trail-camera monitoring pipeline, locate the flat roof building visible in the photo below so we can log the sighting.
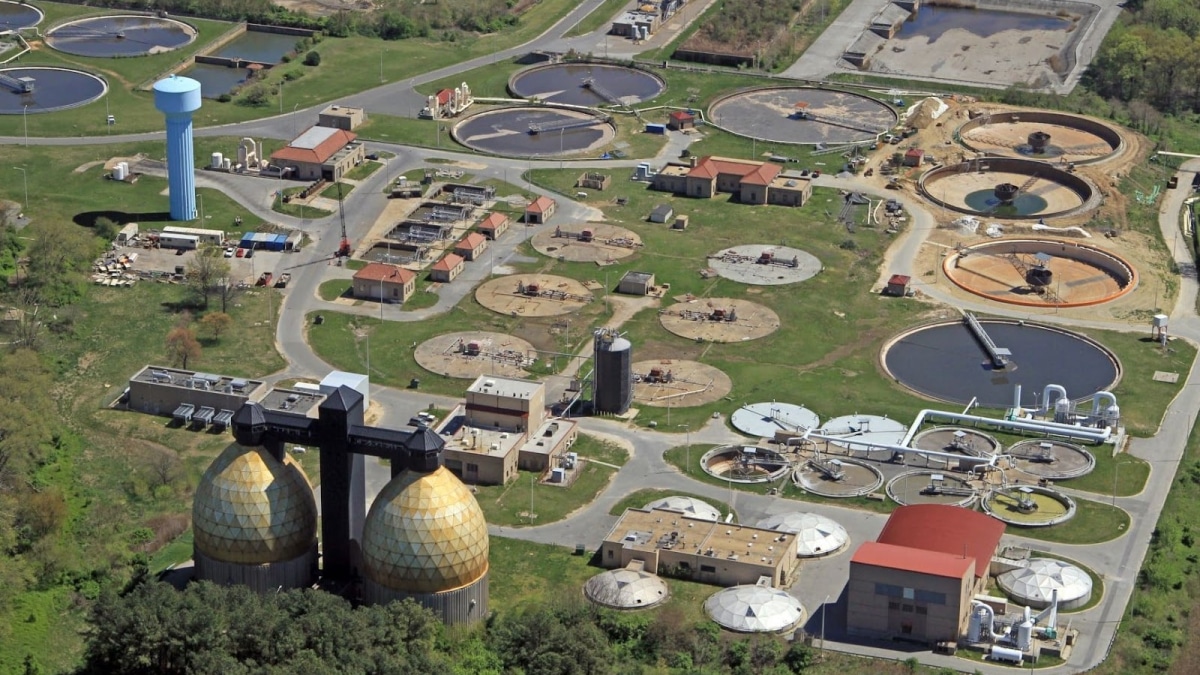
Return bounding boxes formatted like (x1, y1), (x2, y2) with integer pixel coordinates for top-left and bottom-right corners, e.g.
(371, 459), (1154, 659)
(318, 104), (367, 131)
(601, 507), (799, 588)
(847, 504), (1005, 645)
(127, 365), (265, 422)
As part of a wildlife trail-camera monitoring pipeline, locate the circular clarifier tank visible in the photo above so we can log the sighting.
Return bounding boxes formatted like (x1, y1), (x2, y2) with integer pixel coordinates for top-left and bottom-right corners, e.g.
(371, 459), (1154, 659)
(943, 238), (1137, 308)
(709, 86), (897, 145)
(793, 456), (883, 498)
(818, 414), (909, 448)
(881, 319), (1120, 408)
(452, 107), (615, 157)
(0, 67), (107, 114)
(887, 470), (978, 507)
(46, 15), (196, 57)
(958, 110), (1123, 166)
(731, 402), (820, 438)
(919, 157), (1096, 220)
(701, 445), (791, 484)
(509, 63), (664, 106)
(983, 485), (1075, 527)
(1007, 439), (1096, 480)
(911, 427), (1001, 458)
(0, 0), (44, 30)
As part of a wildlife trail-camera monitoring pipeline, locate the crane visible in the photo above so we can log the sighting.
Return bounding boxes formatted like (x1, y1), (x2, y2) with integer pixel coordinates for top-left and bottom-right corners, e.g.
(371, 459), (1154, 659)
(336, 181), (351, 258)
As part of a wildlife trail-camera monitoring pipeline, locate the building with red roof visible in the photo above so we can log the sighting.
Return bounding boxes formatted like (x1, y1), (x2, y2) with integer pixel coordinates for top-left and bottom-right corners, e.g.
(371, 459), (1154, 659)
(478, 212), (510, 240)
(455, 232), (489, 261)
(847, 505), (1005, 645)
(667, 110), (695, 131)
(650, 156), (812, 206)
(430, 253), (465, 283)
(525, 196), (557, 224)
(352, 262), (416, 304)
(269, 125), (365, 181)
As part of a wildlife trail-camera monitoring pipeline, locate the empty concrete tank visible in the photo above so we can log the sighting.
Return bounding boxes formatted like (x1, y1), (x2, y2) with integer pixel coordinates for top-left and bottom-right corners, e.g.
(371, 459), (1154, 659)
(593, 328), (632, 414)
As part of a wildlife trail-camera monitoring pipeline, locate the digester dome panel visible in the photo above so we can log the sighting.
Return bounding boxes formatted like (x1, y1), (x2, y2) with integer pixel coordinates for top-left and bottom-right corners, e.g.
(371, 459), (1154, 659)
(362, 466), (490, 594)
(192, 444), (318, 565)
(755, 512), (849, 557)
(584, 568), (670, 609)
(704, 586), (805, 633)
(645, 496), (721, 521)
(998, 557), (1093, 609)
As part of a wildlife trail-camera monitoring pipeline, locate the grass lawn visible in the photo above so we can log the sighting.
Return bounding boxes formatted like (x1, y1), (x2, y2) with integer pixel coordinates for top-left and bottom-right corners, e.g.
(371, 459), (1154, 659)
(1, 587), (87, 675)
(608, 487), (735, 520)
(319, 278), (352, 301)
(401, 286), (441, 311)
(564, 0), (628, 37)
(321, 181), (354, 199)
(344, 161), (383, 181)
(1066, 449), (1151, 497)
(1008, 497), (1131, 546)
(150, 528), (195, 574)
(474, 434), (627, 527)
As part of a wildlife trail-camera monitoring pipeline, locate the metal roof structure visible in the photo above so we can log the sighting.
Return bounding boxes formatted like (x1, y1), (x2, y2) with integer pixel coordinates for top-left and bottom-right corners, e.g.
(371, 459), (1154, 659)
(583, 568), (670, 610)
(704, 585), (806, 633)
(644, 495), (721, 521)
(755, 512), (849, 557)
(731, 401), (820, 438)
(998, 558), (1093, 610)
(876, 504), (1005, 580)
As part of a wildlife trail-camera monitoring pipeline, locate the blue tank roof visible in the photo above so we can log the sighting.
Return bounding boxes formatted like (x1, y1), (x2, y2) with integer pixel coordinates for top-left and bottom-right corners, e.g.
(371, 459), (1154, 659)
(154, 75), (202, 114)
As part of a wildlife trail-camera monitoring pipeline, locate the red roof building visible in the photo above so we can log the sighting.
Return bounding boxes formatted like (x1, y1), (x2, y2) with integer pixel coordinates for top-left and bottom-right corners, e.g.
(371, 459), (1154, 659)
(478, 212), (510, 239)
(455, 232), (489, 261)
(525, 196), (557, 224)
(851, 541), (974, 579)
(650, 156), (810, 206)
(352, 263), (416, 303)
(876, 504), (1004, 580)
(269, 126), (365, 181)
(886, 274), (911, 297)
(430, 253), (465, 283)
(667, 110), (695, 130)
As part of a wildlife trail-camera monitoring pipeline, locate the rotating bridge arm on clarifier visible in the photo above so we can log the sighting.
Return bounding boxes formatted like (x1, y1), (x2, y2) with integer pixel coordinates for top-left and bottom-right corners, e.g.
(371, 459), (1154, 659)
(581, 78), (622, 106)
(529, 116), (609, 134)
(0, 72), (29, 94)
(790, 427), (1005, 471)
(800, 111), (887, 136)
(964, 312), (1010, 369)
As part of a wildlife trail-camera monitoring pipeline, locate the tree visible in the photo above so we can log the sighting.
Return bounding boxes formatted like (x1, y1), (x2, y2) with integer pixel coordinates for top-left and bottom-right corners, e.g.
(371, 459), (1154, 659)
(23, 220), (97, 306)
(144, 448), (182, 488)
(186, 250), (230, 309)
(199, 312), (233, 341)
(165, 325), (201, 369)
(303, 50), (321, 66)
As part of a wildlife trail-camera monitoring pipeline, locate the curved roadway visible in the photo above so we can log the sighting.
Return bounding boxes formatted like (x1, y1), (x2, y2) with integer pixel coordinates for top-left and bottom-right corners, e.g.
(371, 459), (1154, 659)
(7, 4), (1200, 672)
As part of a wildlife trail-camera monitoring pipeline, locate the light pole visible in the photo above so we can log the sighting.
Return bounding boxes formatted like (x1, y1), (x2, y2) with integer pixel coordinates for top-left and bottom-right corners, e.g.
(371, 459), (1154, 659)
(821, 594), (830, 648)
(291, 103), (300, 138)
(559, 128), (565, 169)
(198, 192), (204, 222)
(12, 167), (27, 213)
(678, 424), (690, 473)
(22, 104), (28, 147)
(279, 79), (284, 115)
(380, 48), (385, 82)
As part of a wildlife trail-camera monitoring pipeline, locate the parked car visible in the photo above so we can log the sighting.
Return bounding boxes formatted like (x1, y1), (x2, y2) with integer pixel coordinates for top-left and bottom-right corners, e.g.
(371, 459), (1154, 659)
(223, 247), (235, 258)
(236, 248), (246, 258)
(245, 248), (254, 259)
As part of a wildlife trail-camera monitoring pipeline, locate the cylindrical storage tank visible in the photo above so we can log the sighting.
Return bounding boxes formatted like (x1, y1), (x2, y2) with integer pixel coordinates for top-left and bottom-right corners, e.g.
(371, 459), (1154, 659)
(1054, 397), (1072, 423)
(592, 330), (633, 414)
(211, 152), (223, 169)
(1105, 404), (1120, 427)
(113, 163), (127, 181)
(153, 74), (202, 221)
(192, 444), (318, 592)
(1017, 619), (1034, 650)
(967, 606), (984, 642)
(990, 645), (1023, 663)
(361, 466), (489, 625)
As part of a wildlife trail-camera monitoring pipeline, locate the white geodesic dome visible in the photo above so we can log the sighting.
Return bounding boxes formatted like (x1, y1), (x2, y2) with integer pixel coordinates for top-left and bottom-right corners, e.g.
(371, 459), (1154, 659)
(755, 512), (849, 558)
(645, 496), (721, 521)
(998, 558), (1093, 610)
(584, 568), (670, 609)
(704, 585), (805, 633)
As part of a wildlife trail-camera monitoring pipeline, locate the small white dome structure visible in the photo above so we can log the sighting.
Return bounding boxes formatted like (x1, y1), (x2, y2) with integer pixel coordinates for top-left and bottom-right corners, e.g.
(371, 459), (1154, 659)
(755, 512), (849, 558)
(584, 568), (670, 609)
(705, 585), (806, 633)
(644, 495), (721, 521)
(998, 558), (1093, 610)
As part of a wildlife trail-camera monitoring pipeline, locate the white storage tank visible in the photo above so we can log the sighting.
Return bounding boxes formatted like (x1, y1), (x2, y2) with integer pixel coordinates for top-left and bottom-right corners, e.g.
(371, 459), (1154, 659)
(990, 646), (1023, 663)
(113, 163), (127, 181)
(211, 152), (223, 169)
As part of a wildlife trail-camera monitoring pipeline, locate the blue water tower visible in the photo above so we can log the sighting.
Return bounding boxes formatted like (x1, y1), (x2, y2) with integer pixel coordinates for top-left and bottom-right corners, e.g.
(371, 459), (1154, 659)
(153, 75), (202, 221)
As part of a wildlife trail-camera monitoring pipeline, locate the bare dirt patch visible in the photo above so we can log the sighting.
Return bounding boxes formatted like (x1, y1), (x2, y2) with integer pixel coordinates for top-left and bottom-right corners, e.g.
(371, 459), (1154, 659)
(631, 359), (732, 407)
(659, 297), (780, 342)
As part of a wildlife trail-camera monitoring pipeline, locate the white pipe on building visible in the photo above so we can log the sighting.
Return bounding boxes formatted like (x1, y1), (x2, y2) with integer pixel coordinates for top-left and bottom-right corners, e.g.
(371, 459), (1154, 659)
(1091, 391), (1117, 418)
(971, 601), (1004, 642)
(1042, 384), (1068, 414)
(793, 429), (1005, 471)
(898, 409), (1111, 447)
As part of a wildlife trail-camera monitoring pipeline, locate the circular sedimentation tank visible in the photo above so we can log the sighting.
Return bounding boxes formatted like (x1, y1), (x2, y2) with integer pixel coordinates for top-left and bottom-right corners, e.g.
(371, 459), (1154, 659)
(414, 331), (536, 379)
(46, 15), (196, 57)
(958, 110), (1124, 166)
(452, 106), (615, 157)
(509, 62), (665, 106)
(793, 456), (883, 498)
(983, 485), (1075, 526)
(887, 470), (978, 507)
(0, 0), (43, 30)
(731, 402), (820, 438)
(0, 67), (107, 114)
(819, 414), (909, 448)
(881, 319), (1121, 408)
(706, 245), (822, 286)
(912, 426), (1001, 458)
(474, 274), (592, 317)
(631, 359), (733, 408)
(709, 86), (897, 145)
(659, 297), (780, 343)
(943, 238), (1137, 308)
(532, 223), (642, 263)
(701, 445), (791, 484)
(919, 158), (1096, 219)
(1007, 439), (1096, 480)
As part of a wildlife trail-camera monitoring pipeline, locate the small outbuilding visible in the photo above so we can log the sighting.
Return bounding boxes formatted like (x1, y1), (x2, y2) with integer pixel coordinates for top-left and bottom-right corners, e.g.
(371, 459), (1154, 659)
(903, 148), (925, 167)
(352, 262), (416, 304)
(618, 271), (656, 296)
(649, 204), (674, 224)
(318, 104), (367, 131)
(673, 214), (689, 230)
(885, 274), (911, 297)
(430, 253), (465, 283)
(478, 212), (510, 240)
(667, 111), (695, 131)
(525, 196), (557, 224)
(454, 232), (489, 261)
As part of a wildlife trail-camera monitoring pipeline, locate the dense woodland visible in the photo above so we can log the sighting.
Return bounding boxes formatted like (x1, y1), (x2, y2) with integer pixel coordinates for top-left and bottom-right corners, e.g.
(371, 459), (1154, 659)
(77, 581), (817, 675)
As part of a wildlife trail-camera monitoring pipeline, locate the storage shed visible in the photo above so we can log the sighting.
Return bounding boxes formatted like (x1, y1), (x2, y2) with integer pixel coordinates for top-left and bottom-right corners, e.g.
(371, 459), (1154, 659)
(240, 232), (289, 252)
(454, 232), (488, 261)
(903, 148), (925, 167)
(667, 111), (695, 131)
(618, 271), (655, 296)
(525, 196), (557, 224)
(431, 253), (465, 283)
(649, 204), (674, 224)
(885, 274), (911, 297)
(478, 212), (510, 240)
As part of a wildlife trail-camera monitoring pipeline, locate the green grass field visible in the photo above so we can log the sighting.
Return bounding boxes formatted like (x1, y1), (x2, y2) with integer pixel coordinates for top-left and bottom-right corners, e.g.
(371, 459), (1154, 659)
(1006, 497), (1131, 546)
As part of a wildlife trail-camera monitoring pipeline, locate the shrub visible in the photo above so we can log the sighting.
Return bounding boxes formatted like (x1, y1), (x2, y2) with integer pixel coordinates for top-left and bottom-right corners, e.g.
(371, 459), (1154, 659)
(304, 50), (321, 66)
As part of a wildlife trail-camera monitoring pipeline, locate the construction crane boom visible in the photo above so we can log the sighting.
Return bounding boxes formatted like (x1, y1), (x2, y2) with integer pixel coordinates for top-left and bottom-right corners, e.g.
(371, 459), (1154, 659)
(336, 182), (351, 258)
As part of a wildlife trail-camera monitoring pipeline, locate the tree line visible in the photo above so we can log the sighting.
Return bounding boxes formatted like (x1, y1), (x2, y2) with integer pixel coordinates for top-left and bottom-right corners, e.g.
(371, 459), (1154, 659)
(78, 580), (820, 675)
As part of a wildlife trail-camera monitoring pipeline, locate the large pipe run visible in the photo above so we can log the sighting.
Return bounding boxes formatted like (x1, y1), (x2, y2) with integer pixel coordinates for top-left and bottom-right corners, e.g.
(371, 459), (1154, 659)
(899, 408), (1111, 446)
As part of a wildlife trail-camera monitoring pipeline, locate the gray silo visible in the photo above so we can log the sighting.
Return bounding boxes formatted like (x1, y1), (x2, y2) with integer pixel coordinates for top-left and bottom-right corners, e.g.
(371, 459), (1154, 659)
(593, 329), (633, 414)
